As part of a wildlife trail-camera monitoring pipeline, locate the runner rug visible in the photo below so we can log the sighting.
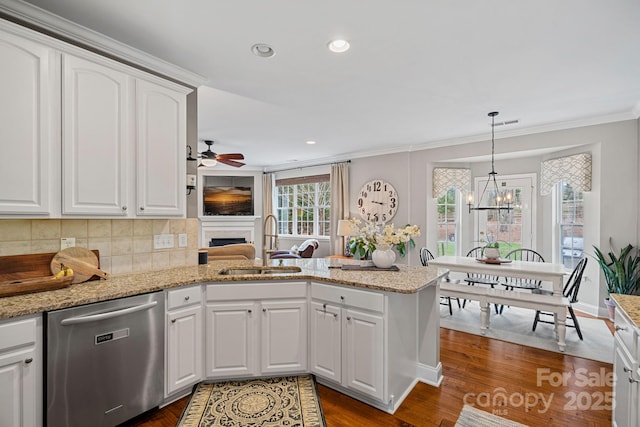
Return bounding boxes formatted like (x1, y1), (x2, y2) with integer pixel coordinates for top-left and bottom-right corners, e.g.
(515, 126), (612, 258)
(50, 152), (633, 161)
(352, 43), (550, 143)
(455, 405), (528, 427)
(176, 375), (326, 427)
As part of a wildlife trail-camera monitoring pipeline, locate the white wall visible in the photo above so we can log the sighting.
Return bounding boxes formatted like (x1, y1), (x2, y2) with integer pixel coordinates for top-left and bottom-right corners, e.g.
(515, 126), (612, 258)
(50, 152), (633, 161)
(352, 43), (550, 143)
(349, 119), (638, 317)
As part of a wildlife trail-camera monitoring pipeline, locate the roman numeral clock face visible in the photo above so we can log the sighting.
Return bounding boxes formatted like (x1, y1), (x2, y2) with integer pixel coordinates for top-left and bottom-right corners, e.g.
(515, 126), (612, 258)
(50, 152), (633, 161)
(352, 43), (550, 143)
(357, 179), (398, 223)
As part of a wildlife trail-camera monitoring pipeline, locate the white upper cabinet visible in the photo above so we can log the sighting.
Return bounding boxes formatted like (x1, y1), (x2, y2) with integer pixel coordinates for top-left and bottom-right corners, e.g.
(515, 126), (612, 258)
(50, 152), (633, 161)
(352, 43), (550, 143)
(0, 29), (57, 215)
(62, 54), (130, 215)
(0, 20), (192, 218)
(135, 79), (187, 216)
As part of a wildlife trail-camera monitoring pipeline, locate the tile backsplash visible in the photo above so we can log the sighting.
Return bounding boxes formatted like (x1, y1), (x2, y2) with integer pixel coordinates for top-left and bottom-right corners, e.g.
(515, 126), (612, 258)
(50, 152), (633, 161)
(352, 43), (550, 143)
(0, 218), (199, 275)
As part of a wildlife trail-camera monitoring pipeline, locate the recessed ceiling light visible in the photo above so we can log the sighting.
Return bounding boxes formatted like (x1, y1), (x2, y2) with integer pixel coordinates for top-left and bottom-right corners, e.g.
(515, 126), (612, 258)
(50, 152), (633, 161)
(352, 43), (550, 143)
(306, 140), (317, 145)
(251, 43), (275, 58)
(328, 39), (350, 53)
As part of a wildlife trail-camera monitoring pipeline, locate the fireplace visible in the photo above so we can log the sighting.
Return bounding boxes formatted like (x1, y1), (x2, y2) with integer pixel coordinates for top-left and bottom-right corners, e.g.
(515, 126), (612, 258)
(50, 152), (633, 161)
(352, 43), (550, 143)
(209, 237), (247, 247)
(199, 217), (259, 248)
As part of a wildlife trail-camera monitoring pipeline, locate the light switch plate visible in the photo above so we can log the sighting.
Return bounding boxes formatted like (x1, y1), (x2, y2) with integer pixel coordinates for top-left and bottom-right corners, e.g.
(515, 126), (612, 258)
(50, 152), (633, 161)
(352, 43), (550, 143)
(178, 233), (188, 247)
(154, 234), (174, 249)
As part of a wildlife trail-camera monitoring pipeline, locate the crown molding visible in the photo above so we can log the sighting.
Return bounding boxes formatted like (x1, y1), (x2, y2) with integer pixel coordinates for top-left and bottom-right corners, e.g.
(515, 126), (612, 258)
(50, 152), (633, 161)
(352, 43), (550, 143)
(0, 0), (207, 87)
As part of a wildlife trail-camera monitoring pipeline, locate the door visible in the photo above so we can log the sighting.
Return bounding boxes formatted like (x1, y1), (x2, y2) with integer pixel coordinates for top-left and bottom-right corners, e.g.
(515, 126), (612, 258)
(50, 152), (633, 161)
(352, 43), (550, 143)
(0, 30), (55, 214)
(205, 302), (258, 378)
(135, 79), (186, 216)
(166, 305), (202, 395)
(0, 347), (36, 427)
(474, 174), (535, 254)
(260, 300), (307, 374)
(343, 308), (384, 400)
(62, 54), (130, 215)
(613, 341), (636, 427)
(309, 301), (341, 382)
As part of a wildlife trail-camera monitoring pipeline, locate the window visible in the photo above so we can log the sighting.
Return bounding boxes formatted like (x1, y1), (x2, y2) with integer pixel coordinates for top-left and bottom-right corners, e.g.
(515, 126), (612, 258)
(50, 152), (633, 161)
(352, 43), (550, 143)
(275, 174), (330, 237)
(436, 189), (458, 256)
(558, 181), (584, 270)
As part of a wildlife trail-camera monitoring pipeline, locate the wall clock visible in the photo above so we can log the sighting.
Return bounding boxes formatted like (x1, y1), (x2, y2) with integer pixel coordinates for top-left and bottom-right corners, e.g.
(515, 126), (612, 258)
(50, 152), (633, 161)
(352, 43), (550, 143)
(357, 179), (398, 223)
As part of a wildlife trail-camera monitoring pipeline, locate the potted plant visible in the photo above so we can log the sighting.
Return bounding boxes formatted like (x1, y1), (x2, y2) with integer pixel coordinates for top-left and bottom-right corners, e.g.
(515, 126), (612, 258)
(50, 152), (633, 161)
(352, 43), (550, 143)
(483, 242), (501, 260)
(593, 241), (640, 320)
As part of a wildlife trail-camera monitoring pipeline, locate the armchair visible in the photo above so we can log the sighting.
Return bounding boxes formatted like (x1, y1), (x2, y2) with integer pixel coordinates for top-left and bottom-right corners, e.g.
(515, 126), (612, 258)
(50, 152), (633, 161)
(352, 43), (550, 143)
(270, 239), (319, 259)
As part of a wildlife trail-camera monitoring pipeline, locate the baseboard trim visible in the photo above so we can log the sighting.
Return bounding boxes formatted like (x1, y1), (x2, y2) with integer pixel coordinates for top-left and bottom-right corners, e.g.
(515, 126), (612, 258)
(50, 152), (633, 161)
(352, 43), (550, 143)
(417, 361), (443, 387)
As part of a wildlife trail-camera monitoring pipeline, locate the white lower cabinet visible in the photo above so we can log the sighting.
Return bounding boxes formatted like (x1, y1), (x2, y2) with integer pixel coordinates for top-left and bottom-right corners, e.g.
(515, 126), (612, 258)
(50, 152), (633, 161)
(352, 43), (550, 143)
(0, 314), (42, 427)
(309, 282), (385, 402)
(205, 301), (259, 377)
(344, 308), (384, 400)
(165, 286), (203, 397)
(260, 299), (307, 374)
(613, 306), (640, 427)
(205, 282), (307, 379)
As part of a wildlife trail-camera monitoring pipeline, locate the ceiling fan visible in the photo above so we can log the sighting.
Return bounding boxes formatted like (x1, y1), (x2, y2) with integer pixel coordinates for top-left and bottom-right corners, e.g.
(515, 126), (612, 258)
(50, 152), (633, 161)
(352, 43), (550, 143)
(199, 140), (245, 167)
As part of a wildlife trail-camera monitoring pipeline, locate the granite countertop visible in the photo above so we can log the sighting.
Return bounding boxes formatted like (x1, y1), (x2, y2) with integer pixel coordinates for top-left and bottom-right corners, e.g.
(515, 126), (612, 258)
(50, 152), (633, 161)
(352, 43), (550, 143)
(610, 293), (640, 327)
(0, 258), (444, 320)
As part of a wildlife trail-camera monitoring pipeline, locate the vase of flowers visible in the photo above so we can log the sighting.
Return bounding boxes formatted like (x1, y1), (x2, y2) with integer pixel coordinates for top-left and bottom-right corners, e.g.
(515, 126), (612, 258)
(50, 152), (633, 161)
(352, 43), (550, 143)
(347, 219), (420, 267)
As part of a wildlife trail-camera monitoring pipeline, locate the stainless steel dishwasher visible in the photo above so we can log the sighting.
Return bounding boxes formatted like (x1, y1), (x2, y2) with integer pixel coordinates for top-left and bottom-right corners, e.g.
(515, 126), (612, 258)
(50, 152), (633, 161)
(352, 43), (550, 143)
(46, 292), (164, 427)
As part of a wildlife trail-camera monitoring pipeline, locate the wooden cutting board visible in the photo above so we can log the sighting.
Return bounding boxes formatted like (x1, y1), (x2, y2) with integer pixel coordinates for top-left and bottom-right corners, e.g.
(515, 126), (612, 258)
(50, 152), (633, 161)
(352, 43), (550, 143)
(50, 247), (110, 284)
(0, 275), (74, 298)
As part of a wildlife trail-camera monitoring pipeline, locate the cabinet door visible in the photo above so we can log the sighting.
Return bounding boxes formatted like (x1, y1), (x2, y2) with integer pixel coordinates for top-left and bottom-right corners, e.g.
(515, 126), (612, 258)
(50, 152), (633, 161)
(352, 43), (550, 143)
(62, 54), (130, 215)
(261, 299), (307, 374)
(344, 308), (384, 400)
(166, 305), (202, 396)
(135, 79), (186, 216)
(0, 30), (55, 214)
(205, 302), (258, 378)
(0, 347), (37, 427)
(613, 340), (637, 427)
(309, 301), (341, 382)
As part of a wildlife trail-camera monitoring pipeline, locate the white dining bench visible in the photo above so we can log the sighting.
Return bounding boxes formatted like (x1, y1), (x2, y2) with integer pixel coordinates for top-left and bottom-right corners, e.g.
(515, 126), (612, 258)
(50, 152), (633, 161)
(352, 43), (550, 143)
(440, 280), (570, 351)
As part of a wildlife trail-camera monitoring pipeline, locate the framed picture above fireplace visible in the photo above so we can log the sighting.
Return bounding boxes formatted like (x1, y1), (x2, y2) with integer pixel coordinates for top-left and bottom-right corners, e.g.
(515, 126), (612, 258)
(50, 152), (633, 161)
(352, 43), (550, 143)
(201, 175), (255, 216)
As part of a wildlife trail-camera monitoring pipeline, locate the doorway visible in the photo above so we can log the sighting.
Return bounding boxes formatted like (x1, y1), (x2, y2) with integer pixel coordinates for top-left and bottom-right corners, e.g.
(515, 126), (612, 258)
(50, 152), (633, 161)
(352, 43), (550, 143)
(473, 174), (536, 255)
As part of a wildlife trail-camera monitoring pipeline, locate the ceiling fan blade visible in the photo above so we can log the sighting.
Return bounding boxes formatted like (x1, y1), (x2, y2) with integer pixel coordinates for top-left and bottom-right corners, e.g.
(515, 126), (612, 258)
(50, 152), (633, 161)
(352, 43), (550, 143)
(217, 158), (245, 168)
(216, 153), (244, 160)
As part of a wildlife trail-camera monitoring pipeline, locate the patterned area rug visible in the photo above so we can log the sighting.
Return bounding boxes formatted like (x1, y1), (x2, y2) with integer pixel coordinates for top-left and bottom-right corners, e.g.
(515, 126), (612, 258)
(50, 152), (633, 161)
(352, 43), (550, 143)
(455, 405), (528, 426)
(176, 375), (325, 427)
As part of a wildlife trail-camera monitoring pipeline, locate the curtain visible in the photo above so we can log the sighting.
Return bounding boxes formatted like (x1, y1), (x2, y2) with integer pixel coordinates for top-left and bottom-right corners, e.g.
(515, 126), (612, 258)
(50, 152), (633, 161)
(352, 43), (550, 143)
(540, 152), (592, 196)
(330, 162), (350, 255)
(432, 168), (471, 198)
(262, 173), (274, 239)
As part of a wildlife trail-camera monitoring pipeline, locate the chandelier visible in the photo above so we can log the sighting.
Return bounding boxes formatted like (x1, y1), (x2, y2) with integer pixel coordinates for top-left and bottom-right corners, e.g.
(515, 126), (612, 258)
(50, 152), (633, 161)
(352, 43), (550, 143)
(467, 111), (513, 213)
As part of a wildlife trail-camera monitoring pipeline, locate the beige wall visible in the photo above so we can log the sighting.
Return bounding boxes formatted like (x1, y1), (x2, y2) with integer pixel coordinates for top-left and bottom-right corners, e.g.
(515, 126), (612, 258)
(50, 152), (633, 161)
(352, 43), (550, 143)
(0, 218), (199, 275)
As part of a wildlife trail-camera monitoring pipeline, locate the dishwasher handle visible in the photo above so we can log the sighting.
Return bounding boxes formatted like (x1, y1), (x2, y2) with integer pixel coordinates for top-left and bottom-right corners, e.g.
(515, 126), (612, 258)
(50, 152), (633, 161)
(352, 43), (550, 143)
(60, 301), (158, 325)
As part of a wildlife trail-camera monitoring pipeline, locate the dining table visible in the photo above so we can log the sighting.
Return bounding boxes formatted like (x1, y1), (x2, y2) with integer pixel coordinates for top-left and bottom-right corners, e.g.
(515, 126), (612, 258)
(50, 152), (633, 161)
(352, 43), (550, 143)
(429, 255), (570, 351)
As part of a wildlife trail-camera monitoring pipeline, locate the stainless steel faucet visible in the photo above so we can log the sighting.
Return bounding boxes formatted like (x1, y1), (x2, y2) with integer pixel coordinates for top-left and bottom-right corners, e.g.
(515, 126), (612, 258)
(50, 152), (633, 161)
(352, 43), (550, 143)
(263, 214), (279, 265)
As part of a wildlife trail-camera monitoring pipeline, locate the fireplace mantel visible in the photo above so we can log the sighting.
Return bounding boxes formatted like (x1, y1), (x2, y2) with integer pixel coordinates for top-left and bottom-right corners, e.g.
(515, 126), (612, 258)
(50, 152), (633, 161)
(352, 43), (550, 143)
(199, 216), (261, 247)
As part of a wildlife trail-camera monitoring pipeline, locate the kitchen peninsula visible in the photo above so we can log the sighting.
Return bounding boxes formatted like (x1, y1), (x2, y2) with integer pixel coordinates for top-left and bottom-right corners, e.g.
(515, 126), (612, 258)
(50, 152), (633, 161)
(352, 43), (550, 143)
(0, 258), (444, 423)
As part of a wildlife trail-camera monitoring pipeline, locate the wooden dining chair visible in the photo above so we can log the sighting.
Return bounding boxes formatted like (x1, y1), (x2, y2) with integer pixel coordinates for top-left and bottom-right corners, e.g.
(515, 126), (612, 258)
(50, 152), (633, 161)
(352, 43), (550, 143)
(532, 257), (588, 340)
(420, 247), (460, 315)
(501, 248), (545, 291)
(463, 246), (500, 313)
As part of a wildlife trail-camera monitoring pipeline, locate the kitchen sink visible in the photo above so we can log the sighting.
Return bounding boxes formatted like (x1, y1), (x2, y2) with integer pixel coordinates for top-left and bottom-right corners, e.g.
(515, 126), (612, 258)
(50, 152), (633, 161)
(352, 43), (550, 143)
(217, 266), (302, 276)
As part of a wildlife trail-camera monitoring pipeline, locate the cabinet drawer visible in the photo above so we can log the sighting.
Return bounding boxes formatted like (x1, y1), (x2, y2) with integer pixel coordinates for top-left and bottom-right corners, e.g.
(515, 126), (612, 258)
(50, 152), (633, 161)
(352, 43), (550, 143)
(311, 282), (384, 313)
(167, 285), (202, 310)
(614, 307), (637, 360)
(0, 315), (38, 351)
(207, 282), (307, 301)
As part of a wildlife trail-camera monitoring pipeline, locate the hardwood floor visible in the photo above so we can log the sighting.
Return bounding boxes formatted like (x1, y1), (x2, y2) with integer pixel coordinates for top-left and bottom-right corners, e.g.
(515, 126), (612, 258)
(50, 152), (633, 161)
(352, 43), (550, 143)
(124, 323), (613, 427)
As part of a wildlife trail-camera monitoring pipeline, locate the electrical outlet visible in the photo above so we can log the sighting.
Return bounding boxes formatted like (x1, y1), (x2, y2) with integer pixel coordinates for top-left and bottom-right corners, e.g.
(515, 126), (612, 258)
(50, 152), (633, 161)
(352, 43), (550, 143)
(61, 237), (76, 249)
(178, 233), (188, 248)
(153, 234), (175, 249)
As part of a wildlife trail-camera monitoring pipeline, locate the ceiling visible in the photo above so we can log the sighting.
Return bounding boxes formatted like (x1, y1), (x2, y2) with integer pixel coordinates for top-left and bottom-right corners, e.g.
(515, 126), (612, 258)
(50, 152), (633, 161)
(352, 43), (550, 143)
(11, 0), (640, 168)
